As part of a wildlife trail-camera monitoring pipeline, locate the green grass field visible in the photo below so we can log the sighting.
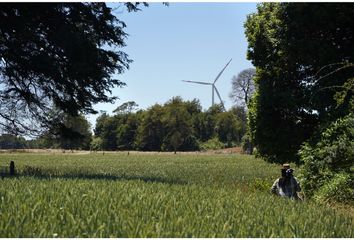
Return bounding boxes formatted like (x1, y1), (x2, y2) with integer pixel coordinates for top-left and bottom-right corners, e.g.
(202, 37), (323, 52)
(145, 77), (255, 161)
(0, 152), (353, 237)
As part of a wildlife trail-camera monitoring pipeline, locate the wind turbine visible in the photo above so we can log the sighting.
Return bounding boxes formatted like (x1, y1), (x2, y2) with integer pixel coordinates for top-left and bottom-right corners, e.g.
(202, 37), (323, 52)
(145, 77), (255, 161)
(182, 59), (232, 111)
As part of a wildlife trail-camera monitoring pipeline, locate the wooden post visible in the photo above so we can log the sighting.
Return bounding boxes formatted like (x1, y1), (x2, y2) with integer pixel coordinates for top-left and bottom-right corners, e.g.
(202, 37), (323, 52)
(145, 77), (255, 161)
(9, 161), (15, 176)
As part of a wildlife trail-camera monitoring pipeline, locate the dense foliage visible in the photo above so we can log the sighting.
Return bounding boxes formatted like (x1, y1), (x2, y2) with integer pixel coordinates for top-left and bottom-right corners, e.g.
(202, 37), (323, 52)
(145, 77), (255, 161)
(299, 114), (354, 203)
(0, 134), (27, 149)
(0, 153), (352, 237)
(0, 3), (145, 136)
(38, 114), (92, 150)
(0, 115), (93, 150)
(245, 3), (354, 164)
(94, 97), (246, 151)
(0, 98), (246, 151)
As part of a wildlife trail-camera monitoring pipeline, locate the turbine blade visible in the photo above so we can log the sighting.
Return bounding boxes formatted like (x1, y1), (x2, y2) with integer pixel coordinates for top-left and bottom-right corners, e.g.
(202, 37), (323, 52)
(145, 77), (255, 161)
(182, 80), (212, 85)
(213, 58), (232, 84)
(214, 86), (226, 111)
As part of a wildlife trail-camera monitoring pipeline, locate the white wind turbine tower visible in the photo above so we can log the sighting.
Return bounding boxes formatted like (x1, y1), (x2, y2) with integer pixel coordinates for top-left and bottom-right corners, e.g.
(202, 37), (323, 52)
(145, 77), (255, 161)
(182, 59), (232, 111)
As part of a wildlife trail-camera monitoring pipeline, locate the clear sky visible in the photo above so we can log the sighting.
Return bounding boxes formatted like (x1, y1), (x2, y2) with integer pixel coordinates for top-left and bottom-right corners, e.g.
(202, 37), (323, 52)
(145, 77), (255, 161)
(87, 2), (258, 128)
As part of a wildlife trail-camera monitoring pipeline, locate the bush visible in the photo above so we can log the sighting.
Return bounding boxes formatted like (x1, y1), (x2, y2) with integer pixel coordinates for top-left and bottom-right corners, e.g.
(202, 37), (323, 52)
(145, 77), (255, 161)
(200, 137), (225, 150)
(314, 173), (353, 204)
(90, 137), (103, 151)
(241, 131), (253, 154)
(299, 113), (354, 203)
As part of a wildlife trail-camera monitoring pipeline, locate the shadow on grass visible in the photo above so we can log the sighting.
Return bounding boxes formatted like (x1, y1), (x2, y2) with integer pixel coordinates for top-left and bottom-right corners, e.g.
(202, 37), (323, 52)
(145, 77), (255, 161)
(1, 166), (187, 186)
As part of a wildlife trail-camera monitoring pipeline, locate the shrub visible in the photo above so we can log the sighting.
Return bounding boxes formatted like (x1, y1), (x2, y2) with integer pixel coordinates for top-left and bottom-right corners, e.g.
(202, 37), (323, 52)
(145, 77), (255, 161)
(90, 137), (103, 151)
(200, 137), (225, 150)
(314, 173), (354, 204)
(241, 131), (253, 154)
(299, 113), (354, 203)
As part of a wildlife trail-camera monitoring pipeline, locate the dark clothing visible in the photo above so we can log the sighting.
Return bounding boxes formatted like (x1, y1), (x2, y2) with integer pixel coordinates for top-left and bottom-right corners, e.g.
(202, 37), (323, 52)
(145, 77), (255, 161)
(271, 176), (301, 200)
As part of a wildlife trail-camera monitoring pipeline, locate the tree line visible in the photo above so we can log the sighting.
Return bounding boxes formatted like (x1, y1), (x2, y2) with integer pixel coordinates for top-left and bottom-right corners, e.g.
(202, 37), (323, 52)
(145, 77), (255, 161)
(0, 97), (247, 152)
(93, 97), (247, 152)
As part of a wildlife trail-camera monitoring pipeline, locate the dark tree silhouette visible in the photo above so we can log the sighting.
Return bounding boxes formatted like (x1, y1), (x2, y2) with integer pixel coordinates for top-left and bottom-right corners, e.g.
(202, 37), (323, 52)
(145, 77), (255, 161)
(245, 3), (354, 163)
(0, 3), (145, 136)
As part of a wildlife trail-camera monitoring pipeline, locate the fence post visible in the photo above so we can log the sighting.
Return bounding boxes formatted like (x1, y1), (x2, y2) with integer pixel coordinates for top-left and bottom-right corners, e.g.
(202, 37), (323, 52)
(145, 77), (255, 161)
(10, 161), (15, 176)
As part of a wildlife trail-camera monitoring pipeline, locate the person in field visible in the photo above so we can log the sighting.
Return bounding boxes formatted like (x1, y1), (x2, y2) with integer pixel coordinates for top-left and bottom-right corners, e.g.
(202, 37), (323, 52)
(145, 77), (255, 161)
(270, 164), (302, 200)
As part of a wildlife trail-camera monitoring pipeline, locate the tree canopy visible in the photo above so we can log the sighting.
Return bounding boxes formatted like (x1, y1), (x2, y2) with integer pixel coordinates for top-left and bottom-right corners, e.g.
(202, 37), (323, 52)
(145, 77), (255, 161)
(0, 134), (27, 149)
(93, 98), (247, 152)
(48, 114), (92, 150)
(245, 3), (354, 163)
(0, 3), (144, 136)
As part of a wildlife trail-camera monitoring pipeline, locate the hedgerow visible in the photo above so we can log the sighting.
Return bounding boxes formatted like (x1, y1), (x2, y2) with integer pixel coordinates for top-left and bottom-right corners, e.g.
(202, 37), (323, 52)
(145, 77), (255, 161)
(299, 113), (354, 203)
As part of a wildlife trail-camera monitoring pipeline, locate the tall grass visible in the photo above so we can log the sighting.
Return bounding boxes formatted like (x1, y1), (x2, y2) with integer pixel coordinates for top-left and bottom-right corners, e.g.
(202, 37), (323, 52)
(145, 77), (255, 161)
(0, 153), (278, 187)
(0, 152), (352, 237)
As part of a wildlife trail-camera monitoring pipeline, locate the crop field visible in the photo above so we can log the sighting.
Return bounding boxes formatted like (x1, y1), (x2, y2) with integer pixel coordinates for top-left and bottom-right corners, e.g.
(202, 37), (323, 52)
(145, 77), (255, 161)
(0, 152), (353, 237)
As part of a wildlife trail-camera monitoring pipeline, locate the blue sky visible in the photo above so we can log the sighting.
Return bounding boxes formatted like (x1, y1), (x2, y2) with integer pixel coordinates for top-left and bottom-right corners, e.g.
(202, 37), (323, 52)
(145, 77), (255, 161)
(87, 2), (258, 128)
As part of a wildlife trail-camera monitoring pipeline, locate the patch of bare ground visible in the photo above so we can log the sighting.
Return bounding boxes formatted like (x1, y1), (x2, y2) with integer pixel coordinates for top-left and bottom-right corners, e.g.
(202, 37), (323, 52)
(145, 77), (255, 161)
(209, 147), (242, 154)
